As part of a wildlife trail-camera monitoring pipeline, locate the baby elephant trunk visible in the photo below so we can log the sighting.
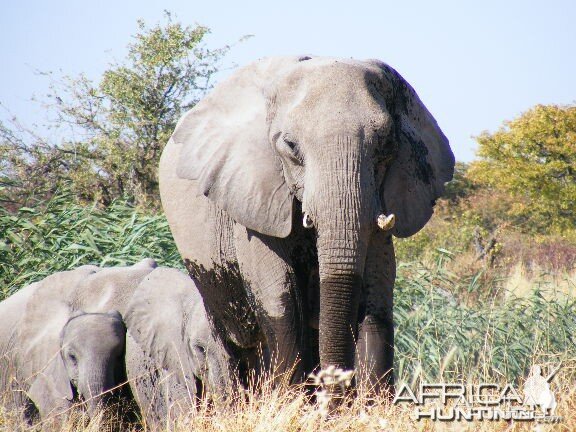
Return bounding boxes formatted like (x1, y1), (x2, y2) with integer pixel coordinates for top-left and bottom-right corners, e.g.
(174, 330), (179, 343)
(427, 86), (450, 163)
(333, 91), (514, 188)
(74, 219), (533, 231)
(81, 363), (118, 417)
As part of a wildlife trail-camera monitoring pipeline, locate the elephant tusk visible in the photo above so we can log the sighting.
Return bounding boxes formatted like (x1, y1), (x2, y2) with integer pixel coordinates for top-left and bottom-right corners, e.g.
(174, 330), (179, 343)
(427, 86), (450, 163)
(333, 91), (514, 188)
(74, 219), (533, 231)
(303, 213), (314, 228)
(377, 213), (395, 231)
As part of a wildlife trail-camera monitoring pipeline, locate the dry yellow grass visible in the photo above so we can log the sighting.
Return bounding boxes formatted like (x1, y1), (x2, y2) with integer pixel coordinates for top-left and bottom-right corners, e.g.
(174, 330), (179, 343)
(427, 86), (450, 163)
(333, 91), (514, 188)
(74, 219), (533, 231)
(504, 263), (576, 300)
(2, 362), (574, 432)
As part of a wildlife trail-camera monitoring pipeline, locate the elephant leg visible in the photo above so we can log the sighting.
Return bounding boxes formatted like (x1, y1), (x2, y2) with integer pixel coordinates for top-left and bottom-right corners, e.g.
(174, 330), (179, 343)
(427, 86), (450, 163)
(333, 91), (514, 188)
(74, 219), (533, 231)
(356, 231), (395, 396)
(234, 227), (306, 384)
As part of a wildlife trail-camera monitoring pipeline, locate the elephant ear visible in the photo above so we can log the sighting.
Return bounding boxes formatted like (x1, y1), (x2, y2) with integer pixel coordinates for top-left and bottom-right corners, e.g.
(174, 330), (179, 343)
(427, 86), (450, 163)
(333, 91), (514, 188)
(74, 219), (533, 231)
(125, 268), (198, 380)
(173, 57), (307, 238)
(18, 267), (99, 391)
(27, 355), (74, 417)
(375, 61), (455, 237)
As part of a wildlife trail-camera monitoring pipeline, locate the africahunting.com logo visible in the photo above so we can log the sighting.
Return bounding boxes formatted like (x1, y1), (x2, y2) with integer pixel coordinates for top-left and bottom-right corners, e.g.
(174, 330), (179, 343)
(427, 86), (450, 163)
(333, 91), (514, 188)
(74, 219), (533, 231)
(393, 364), (562, 423)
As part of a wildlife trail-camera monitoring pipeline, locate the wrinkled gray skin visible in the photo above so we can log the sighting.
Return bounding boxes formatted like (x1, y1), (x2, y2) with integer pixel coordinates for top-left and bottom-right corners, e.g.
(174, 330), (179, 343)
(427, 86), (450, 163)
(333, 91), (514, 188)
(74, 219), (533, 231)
(1, 259), (158, 424)
(160, 56), (455, 394)
(124, 267), (232, 427)
(2, 259), (231, 428)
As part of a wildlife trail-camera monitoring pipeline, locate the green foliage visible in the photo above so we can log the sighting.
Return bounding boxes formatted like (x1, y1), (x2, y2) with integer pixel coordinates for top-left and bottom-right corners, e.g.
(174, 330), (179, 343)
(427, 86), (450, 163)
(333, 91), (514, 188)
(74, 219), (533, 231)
(0, 191), (182, 298)
(442, 162), (476, 202)
(395, 199), (482, 263)
(468, 104), (576, 234)
(398, 104), (576, 269)
(395, 261), (576, 383)
(1, 13), (230, 207)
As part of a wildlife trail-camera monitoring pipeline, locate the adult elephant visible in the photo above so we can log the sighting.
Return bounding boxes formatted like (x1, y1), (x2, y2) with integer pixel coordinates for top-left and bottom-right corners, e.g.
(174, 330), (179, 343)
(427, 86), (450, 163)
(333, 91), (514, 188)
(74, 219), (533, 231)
(160, 56), (454, 393)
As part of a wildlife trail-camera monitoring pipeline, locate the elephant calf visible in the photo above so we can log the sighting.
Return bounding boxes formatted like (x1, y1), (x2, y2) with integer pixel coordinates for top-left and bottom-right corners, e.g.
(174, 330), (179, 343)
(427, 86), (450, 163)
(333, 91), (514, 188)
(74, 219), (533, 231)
(0, 281), (131, 425)
(1, 261), (234, 429)
(25, 310), (129, 422)
(124, 267), (233, 428)
(0, 261), (156, 425)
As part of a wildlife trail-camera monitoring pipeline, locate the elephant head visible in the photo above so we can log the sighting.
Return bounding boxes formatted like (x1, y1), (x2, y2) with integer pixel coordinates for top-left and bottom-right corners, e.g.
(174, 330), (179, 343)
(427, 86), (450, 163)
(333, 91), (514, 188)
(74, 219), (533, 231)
(182, 290), (232, 399)
(171, 57), (454, 374)
(125, 267), (233, 412)
(15, 263), (157, 422)
(59, 310), (127, 416)
(26, 310), (127, 419)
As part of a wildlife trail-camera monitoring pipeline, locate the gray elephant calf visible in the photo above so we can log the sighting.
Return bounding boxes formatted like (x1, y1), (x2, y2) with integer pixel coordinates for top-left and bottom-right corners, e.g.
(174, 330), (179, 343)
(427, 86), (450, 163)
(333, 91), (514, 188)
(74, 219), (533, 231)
(0, 260), (232, 429)
(124, 266), (233, 428)
(25, 310), (128, 421)
(0, 265), (136, 425)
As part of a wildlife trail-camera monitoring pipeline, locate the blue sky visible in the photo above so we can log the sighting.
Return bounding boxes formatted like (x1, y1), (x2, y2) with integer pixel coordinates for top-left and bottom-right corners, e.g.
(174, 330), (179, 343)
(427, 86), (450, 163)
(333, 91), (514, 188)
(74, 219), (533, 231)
(1, 0), (575, 161)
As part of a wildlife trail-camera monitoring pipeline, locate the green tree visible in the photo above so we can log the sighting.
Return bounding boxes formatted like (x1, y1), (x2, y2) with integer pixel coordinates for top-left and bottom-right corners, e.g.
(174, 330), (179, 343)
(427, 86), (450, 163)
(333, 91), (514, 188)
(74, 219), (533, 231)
(468, 104), (576, 234)
(442, 161), (476, 203)
(1, 13), (231, 207)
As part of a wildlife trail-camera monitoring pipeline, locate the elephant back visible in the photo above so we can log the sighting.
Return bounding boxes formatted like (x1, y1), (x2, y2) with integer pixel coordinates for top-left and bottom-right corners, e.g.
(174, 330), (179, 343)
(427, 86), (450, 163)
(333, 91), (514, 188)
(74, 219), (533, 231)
(69, 258), (158, 315)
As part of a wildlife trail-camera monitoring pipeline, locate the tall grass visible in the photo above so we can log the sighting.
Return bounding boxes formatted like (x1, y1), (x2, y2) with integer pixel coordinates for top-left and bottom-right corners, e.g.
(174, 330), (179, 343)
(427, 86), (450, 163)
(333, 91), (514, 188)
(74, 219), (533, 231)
(2, 369), (575, 431)
(1, 193), (575, 430)
(0, 193), (182, 298)
(394, 260), (576, 383)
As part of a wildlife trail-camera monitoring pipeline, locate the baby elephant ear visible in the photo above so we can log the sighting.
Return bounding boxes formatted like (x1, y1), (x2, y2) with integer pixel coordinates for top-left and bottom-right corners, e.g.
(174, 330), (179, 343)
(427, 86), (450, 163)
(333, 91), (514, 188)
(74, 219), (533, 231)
(125, 268), (194, 376)
(28, 355), (75, 415)
(173, 57), (303, 238)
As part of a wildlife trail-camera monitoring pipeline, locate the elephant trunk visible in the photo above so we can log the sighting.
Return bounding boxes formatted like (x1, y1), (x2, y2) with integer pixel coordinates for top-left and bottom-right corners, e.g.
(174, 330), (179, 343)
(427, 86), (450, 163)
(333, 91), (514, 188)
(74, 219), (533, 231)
(317, 261), (362, 372)
(310, 137), (375, 375)
(80, 363), (116, 416)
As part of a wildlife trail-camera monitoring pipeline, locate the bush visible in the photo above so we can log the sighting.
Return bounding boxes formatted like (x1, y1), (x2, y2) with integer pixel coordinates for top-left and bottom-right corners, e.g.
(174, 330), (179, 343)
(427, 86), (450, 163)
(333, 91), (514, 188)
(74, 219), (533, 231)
(0, 13), (231, 208)
(468, 104), (576, 235)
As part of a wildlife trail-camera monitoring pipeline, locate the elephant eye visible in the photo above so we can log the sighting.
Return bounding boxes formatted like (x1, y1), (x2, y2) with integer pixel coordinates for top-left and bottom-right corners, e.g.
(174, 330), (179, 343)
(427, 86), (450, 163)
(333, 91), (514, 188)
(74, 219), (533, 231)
(68, 353), (78, 365)
(280, 134), (303, 164)
(284, 139), (297, 151)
